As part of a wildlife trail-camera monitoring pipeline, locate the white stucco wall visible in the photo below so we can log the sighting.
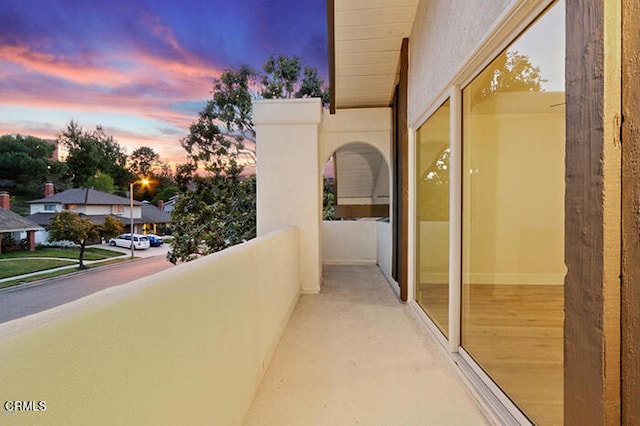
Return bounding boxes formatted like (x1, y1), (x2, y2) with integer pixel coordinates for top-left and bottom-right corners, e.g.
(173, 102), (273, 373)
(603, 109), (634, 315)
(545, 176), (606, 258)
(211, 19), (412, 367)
(254, 98), (323, 294)
(83, 205), (110, 215)
(254, 102), (393, 293)
(29, 203), (62, 214)
(28, 204), (141, 218)
(319, 108), (392, 167)
(0, 227), (300, 426)
(377, 221), (392, 280)
(322, 220), (377, 264)
(409, 0), (513, 125)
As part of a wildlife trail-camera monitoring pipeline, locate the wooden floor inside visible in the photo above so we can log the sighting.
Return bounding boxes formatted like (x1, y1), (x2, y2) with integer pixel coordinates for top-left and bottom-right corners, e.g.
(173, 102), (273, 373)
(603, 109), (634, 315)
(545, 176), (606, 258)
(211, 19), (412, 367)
(418, 283), (564, 426)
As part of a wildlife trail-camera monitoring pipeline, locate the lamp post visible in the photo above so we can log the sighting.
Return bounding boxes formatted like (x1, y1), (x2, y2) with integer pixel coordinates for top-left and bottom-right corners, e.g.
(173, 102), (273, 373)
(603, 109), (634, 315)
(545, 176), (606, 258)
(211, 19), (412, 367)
(129, 179), (150, 259)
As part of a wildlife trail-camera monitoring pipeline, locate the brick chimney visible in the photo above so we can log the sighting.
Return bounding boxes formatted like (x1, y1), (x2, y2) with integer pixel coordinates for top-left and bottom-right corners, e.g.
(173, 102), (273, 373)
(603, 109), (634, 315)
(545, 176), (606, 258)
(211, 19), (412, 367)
(0, 191), (9, 210)
(45, 182), (54, 197)
(157, 200), (164, 210)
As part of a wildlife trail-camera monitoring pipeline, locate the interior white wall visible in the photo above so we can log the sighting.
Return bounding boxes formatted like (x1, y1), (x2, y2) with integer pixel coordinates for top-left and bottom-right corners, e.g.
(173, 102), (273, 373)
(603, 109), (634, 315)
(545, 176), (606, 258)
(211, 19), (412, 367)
(254, 98), (323, 293)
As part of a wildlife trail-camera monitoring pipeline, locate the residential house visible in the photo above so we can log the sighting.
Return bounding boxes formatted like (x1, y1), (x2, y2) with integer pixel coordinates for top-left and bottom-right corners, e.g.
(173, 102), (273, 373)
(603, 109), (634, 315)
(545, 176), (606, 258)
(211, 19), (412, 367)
(0, 192), (42, 253)
(0, 1), (635, 425)
(26, 184), (170, 243)
(160, 193), (179, 213)
(140, 201), (171, 234)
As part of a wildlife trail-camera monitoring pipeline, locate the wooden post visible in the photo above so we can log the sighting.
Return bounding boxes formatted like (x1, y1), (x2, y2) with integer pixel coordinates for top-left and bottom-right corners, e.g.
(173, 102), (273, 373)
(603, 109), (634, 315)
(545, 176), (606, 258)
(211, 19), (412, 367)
(395, 38), (409, 302)
(565, 0), (621, 424)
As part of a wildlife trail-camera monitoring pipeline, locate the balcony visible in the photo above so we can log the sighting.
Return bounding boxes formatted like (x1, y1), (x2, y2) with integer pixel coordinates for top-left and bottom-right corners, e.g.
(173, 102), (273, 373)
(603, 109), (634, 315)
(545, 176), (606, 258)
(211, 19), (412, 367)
(0, 224), (493, 425)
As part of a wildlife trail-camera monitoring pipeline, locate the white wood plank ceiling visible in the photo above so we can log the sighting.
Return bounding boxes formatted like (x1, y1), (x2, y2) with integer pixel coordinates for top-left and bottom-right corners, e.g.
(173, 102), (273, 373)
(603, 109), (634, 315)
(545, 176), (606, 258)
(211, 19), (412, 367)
(332, 0), (419, 109)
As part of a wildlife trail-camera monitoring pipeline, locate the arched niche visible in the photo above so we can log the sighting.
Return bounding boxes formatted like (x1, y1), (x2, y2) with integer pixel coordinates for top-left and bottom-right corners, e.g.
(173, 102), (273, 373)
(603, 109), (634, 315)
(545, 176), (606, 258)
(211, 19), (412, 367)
(322, 142), (390, 220)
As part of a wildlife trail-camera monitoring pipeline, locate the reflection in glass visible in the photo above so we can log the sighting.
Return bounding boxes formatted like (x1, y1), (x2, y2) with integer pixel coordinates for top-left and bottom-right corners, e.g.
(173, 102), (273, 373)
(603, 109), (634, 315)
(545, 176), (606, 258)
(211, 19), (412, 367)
(461, 1), (565, 424)
(416, 100), (450, 337)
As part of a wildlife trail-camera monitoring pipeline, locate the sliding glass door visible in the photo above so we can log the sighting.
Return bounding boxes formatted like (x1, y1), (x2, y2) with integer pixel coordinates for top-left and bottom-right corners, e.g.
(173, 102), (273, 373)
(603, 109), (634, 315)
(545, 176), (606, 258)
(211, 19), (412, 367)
(461, 2), (565, 424)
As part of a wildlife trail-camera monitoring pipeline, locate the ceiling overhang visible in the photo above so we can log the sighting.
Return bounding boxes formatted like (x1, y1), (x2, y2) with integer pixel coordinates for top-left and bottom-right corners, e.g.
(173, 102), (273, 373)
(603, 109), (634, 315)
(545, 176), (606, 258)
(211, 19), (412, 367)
(327, 0), (419, 113)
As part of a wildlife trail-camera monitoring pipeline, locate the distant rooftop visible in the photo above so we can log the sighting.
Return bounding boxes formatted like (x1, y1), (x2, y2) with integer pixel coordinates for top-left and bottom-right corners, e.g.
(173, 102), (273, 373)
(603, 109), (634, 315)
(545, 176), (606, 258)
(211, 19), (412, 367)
(28, 188), (142, 206)
(0, 209), (42, 232)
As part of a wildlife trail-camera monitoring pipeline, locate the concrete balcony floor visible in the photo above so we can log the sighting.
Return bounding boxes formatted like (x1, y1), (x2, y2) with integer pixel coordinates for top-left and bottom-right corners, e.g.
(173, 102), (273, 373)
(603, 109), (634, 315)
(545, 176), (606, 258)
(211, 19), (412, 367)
(244, 264), (493, 425)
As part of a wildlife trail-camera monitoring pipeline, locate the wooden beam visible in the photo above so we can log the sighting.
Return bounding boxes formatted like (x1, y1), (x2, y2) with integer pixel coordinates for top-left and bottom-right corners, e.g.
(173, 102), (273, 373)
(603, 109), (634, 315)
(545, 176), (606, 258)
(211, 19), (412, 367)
(621, 0), (640, 423)
(565, 0), (621, 424)
(398, 38), (409, 302)
(326, 0), (336, 114)
(334, 204), (389, 219)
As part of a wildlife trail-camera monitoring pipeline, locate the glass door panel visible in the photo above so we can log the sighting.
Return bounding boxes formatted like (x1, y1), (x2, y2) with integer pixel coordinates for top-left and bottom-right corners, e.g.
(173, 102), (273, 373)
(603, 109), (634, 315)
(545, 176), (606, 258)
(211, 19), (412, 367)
(416, 100), (450, 337)
(461, 1), (565, 423)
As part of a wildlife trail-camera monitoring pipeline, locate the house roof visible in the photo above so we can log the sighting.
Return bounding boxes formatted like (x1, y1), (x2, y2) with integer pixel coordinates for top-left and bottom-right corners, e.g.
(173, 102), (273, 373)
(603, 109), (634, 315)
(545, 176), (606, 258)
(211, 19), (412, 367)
(327, 0), (419, 111)
(26, 201), (171, 227)
(26, 212), (147, 227)
(141, 203), (171, 224)
(28, 187), (142, 206)
(0, 209), (43, 232)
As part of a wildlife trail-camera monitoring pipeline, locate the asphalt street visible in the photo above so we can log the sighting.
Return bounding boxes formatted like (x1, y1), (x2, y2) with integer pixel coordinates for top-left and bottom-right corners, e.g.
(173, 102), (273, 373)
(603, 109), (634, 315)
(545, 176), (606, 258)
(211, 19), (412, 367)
(0, 246), (175, 324)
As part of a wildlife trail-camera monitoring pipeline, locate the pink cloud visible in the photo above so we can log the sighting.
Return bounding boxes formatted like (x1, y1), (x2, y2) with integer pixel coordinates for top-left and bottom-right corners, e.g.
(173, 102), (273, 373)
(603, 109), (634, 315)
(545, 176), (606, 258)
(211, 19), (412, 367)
(0, 31), (237, 169)
(0, 38), (221, 99)
(0, 44), (133, 87)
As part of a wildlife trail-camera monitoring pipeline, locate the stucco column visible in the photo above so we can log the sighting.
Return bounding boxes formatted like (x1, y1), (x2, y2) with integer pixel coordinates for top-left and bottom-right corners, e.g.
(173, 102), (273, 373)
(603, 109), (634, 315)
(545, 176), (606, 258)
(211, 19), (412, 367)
(254, 98), (323, 293)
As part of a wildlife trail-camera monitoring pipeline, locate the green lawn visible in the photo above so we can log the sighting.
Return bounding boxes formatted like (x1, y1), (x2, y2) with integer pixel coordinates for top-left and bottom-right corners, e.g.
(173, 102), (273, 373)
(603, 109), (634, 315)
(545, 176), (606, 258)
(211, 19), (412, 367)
(0, 257), (131, 289)
(0, 247), (125, 261)
(0, 259), (77, 279)
(0, 246), (126, 284)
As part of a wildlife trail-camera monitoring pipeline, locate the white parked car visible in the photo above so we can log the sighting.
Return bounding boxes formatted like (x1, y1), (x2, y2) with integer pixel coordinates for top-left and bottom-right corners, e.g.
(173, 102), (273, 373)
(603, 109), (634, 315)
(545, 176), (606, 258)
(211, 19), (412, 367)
(109, 233), (150, 250)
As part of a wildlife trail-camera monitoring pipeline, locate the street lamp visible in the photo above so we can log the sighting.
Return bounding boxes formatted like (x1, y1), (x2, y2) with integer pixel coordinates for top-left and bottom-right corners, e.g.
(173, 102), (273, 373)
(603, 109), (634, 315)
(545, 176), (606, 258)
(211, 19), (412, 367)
(129, 178), (150, 259)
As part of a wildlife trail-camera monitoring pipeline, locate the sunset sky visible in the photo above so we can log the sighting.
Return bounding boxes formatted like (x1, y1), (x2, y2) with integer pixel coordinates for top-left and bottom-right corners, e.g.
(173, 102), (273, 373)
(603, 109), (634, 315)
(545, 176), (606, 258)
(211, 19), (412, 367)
(0, 0), (328, 166)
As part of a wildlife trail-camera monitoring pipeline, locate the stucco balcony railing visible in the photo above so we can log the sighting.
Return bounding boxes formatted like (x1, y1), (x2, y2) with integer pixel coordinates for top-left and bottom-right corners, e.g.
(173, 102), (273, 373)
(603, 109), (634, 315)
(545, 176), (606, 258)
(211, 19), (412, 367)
(0, 227), (300, 425)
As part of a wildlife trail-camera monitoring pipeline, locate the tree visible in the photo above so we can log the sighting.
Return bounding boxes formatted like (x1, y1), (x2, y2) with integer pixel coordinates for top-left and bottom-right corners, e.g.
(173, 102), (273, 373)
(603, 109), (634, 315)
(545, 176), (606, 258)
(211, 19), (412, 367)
(261, 54), (301, 99)
(180, 65), (258, 176)
(167, 175), (256, 263)
(261, 54), (329, 106)
(149, 164), (179, 204)
(129, 146), (160, 178)
(170, 55), (328, 263)
(474, 50), (546, 104)
(418, 147), (450, 221)
(86, 171), (115, 193)
(323, 176), (336, 220)
(0, 134), (68, 198)
(296, 66), (330, 106)
(59, 120), (132, 188)
(47, 212), (123, 269)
